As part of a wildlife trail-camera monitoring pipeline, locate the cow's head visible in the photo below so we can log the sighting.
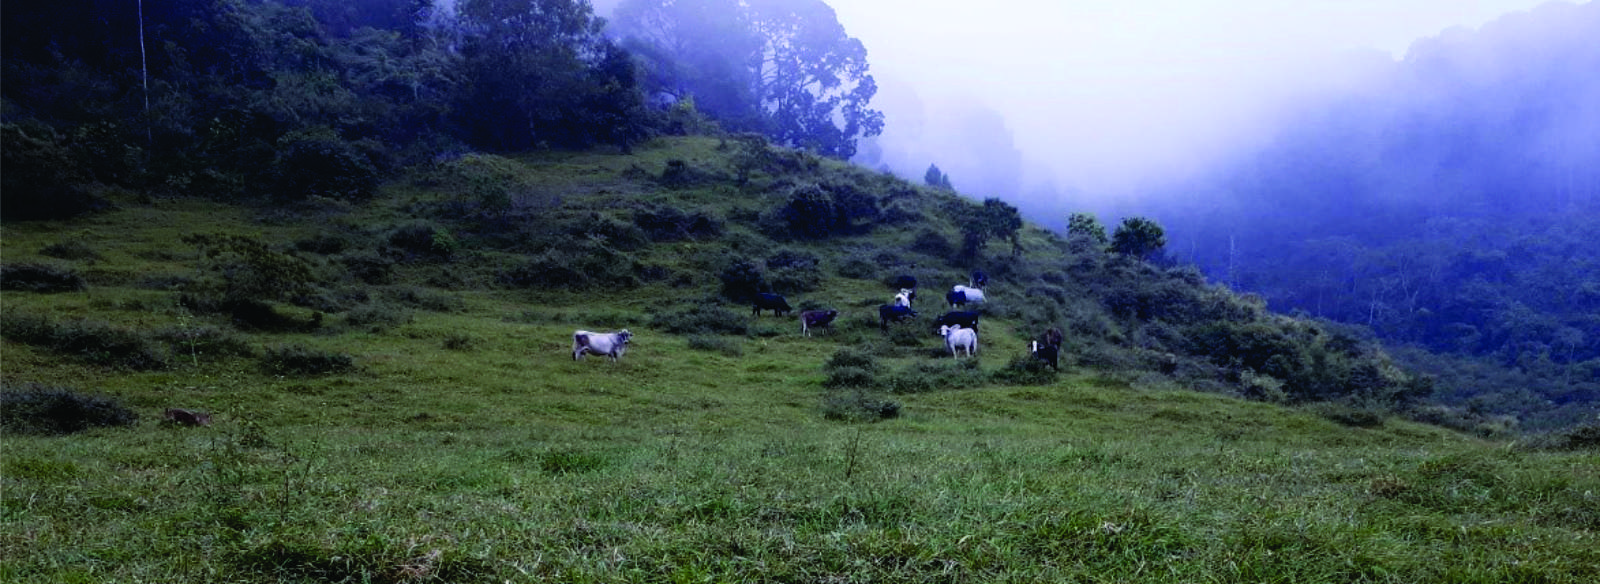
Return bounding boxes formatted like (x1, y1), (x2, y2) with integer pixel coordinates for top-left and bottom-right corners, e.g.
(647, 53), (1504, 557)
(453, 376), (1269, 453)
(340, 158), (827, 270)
(617, 329), (633, 344)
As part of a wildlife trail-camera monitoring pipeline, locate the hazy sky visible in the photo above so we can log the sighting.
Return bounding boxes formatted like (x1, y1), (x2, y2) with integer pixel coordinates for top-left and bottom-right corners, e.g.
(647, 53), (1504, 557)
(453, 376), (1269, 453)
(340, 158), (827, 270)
(824, 0), (1560, 195)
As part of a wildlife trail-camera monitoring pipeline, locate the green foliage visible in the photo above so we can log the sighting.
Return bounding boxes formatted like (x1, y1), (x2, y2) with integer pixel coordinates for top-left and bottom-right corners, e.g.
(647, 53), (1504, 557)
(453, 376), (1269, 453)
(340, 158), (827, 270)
(1, 384), (139, 436)
(183, 234), (319, 304)
(687, 335), (744, 357)
(992, 354), (1061, 386)
(911, 229), (957, 260)
(261, 344), (356, 376)
(924, 163), (952, 189)
(650, 304), (750, 336)
(718, 260), (770, 303)
(1067, 212), (1109, 247)
(959, 198), (1024, 257)
(1, 263), (88, 293)
(1110, 217), (1167, 259)
(38, 241), (99, 261)
(270, 128), (382, 202)
(500, 243), (641, 290)
(0, 312), (169, 370)
(385, 222), (458, 261)
(0, 123), (104, 221)
(344, 302), (414, 330)
(836, 256), (878, 280)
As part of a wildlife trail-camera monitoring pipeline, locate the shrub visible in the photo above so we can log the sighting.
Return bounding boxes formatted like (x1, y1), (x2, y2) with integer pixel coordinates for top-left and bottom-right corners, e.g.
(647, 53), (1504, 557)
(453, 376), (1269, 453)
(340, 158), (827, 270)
(0, 312), (168, 369)
(442, 333), (479, 351)
(271, 129), (381, 202)
(566, 212), (649, 251)
(883, 359), (986, 394)
(1308, 400), (1389, 428)
(910, 229), (956, 259)
(1528, 424), (1600, 451)
(992, 354), (1059, 386)
(294, 234), (350, 255)
(379, 286), (462, 312)
(500, 244), (641, 290)
(718, 260), (770, 303)
(837, 257), (878, 280)
(344, 302), (413, 330)
(687, 335), (744, 357)
(339, 253), (395, 285)
(822, 388), (901, 422)
(635, 204), (723, 241)
(651, 304), (750, 335)
(261, 344), (355, 376)
(38, 241), (99, 261)
(825, 348), (881, 373)
(1, 263), (87, 293)
(1, 384), (139, 435)
(153, 325), (257, 361)
(657, 159), (722, 189)
(385, 222), (457, 261)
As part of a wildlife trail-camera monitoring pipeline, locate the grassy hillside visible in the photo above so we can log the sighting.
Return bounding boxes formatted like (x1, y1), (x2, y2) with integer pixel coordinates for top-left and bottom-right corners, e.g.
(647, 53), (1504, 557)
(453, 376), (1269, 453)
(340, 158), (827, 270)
(3, 137), (1597, 583)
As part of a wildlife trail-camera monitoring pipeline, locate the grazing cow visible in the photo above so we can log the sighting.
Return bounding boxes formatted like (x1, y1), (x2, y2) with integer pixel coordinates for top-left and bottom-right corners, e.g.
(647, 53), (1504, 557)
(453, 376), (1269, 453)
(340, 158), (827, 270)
(971, 270), (989, 288)
(891, 275), (918, 291)
(800, 309), (840, 336)
(1030, 340), (1060, 370)
(751, 293), (793, 317)
(878, 304), (918, 331)
(573, 329), (633, 361)
(893, 288), (914, 308)
(163, 408), (211, 427)
(952, 285), (987, 304)
(940, 324), (978, 358)
(934, 311), (981, 332)
(946, 289), (967, 308)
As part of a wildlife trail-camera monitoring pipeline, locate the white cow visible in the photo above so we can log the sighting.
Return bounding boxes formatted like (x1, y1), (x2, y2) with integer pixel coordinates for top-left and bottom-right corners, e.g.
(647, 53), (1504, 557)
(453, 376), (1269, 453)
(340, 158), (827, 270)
(573, 329), (632, 361)
(893, 288), (914, 308)
(952, 285), (987, 304)
(940, 324), (978, 358)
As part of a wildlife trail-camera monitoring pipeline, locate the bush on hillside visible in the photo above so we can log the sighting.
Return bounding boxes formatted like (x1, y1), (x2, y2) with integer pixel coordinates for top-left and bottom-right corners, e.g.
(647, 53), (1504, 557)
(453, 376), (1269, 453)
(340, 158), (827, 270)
(385, 222), (458, 261)
(344, 302), (413, 330)
(718, 260), (770, 304)
(294, 234), (351, 255)
(0, 312), (169, 370)
(766, 250), (823, 294)
(650, 304), (750, 336)
(38, 241), (99, 261)
(822, 388), (901, 422)
(1, 384), (139, 435)
(883, 359), (986, 394)
(765, 182), (881, 240)
(911, 229), (956, 260)
(687, 335), (744, 357)
(152, 325), (257, 361)
(261, 344), (355, 376)
(500, 243), (641, 290)
(635, 204), (724, 242)
(271, 129), (382, 202)
(992, 354), (1060, 386)
(339, 253), (396, 285)
(837, 256), (878, 280)
(1, 264), (88, 293)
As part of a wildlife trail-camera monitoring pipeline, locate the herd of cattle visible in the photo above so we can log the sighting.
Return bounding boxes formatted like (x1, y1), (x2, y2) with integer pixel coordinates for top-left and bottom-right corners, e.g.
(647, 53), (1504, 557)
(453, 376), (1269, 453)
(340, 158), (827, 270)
(572, 269), (1066, 370)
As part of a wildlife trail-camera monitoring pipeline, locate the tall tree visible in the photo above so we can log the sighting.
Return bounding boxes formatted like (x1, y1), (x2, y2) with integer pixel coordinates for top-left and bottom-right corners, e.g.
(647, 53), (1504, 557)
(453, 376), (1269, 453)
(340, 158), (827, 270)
(611, 0), (884, 158)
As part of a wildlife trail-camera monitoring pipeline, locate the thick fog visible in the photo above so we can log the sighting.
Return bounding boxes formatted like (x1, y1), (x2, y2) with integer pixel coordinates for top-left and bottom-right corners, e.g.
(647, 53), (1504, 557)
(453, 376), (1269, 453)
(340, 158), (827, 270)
(821, 0), (1555, 203)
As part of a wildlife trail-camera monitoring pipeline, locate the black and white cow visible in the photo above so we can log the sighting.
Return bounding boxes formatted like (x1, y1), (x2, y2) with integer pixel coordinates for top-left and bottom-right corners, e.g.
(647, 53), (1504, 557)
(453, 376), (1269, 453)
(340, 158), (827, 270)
(800, 309), (840, 337)
(878, 304), (918, 331)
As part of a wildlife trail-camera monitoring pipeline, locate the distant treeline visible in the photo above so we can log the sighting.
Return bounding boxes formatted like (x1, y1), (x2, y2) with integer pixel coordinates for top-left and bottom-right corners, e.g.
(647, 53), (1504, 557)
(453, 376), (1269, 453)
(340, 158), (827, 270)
(1, 0), (882, 218)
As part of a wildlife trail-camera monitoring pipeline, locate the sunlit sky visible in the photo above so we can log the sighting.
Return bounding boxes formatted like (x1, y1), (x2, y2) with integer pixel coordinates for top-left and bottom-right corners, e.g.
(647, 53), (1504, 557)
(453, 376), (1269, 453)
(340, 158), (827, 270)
(823, 0), (1560, 193)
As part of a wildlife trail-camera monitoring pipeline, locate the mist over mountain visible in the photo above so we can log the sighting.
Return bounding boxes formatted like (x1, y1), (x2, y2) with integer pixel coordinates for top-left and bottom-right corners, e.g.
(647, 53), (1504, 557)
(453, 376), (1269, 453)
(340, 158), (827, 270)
(1133, 1), (1600, 427)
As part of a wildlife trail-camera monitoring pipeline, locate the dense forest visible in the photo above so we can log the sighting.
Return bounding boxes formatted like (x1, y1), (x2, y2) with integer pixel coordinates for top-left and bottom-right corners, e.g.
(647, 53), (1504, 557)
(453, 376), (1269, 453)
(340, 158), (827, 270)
(1141, 2), (1600, 430)
(2, 0), (882, 221)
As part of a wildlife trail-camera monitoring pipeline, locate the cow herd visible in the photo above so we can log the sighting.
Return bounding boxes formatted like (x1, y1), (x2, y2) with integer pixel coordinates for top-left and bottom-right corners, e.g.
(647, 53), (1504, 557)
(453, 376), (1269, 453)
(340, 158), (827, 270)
(572, 270), (1064, 371)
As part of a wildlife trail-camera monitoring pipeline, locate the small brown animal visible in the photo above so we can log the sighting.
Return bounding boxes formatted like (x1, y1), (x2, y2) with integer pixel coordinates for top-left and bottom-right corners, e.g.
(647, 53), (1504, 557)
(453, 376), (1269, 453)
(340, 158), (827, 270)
(163, 408), (211, 427)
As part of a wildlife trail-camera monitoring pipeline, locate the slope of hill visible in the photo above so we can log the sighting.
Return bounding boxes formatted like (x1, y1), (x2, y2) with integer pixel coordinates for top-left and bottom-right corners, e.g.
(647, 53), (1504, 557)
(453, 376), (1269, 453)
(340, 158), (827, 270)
(3, 137), (1597, 583)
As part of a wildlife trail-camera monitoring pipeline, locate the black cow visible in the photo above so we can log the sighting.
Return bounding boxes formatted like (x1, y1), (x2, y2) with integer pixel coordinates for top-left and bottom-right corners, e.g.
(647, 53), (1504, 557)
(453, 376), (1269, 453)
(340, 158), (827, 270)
(971, 270), (989, 288)
(878, 304), (918, 331)
(946, 289), (968, 308)
(934, 311), (980, 332)
(752, 293), (792, 317)
(1041, 327), (1064, 349)
(891, 275), (918, 290)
